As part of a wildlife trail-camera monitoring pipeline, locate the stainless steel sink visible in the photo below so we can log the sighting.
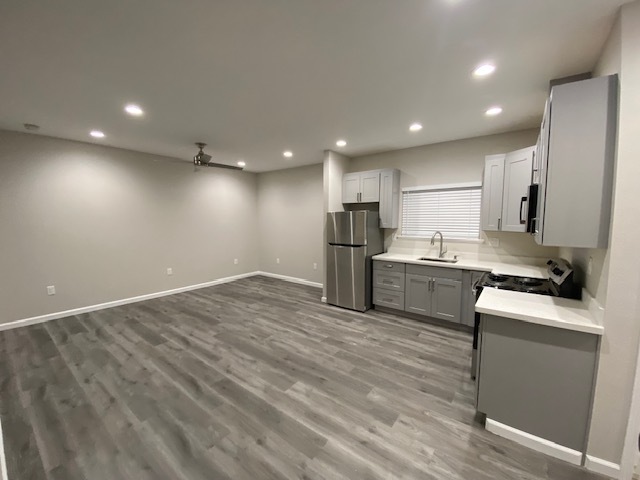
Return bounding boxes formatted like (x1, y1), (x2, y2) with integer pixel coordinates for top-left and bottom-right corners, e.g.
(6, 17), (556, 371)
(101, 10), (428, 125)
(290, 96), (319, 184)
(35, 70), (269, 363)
(417, 256), (459, 264)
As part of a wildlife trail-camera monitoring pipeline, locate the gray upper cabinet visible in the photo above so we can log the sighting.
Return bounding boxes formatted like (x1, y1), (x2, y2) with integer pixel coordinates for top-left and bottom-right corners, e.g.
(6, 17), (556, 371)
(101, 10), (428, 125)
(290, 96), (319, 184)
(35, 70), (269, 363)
(481, 154), (506, 231)
(343, 169), (400, 229)
(342, 173), (361, 203)
(534, 75), (617, 248)
(501, 146), (534, 232)
(342, 171), (380, 203)
(379, 169), (400, 229)
(482, 147), (535, 233)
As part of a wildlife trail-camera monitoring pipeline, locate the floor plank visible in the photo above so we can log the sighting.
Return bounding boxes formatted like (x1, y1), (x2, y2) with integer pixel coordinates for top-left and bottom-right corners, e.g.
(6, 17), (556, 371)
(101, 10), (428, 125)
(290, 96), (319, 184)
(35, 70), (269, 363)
(0, 276), (609, 479)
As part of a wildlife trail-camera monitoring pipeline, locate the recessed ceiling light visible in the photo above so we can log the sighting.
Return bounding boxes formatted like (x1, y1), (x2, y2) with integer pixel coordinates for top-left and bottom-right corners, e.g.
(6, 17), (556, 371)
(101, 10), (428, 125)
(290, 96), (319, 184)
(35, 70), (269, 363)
(409, 123), (423, 132)
(237, 160), (246, 167)
(485, 106), (503, 116)
(90, 130), (105, 138)
(283, 151), (293, 158)
(336, 140), (347, 147)
(124, 104), (144, 116)
(473, 63), (496, 77)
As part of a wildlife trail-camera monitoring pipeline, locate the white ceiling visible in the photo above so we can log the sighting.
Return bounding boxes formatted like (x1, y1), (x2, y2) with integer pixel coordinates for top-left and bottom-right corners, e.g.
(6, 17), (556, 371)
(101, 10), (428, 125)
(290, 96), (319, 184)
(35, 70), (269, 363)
(0, 0), (626, 172)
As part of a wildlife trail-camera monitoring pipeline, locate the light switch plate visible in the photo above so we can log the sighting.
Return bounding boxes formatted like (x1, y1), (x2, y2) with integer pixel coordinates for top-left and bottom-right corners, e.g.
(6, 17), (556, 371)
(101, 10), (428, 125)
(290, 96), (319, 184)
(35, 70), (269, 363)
(47, 285), (56, 295)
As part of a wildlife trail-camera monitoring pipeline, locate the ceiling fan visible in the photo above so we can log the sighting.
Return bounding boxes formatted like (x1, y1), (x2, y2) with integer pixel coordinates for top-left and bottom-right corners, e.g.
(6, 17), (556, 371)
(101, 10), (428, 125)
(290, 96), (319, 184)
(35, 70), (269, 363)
(193, 142), (243, 170)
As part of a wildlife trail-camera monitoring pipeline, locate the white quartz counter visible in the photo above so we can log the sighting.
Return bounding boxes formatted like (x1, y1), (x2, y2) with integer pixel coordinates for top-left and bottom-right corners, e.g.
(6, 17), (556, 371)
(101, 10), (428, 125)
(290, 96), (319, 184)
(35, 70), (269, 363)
(475, 288), (604, 335)
(372, 252), (549, 279)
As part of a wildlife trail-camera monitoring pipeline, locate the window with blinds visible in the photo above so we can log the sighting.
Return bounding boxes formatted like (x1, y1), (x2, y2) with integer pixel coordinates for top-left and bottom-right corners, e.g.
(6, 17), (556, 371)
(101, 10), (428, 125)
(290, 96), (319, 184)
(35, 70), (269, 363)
(401, 184), (482, 239)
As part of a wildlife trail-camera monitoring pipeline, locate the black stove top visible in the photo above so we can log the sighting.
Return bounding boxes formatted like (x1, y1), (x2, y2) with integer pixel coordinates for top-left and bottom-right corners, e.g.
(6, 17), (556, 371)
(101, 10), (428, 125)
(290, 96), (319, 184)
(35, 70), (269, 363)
(478, 272), (557, 296)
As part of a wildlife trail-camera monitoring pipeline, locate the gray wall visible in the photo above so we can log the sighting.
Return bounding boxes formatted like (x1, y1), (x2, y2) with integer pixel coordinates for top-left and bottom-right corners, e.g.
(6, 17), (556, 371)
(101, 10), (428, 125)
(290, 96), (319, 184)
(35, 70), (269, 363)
(580, 2), (640, 465)
(0, 130), (259, 324)
(322, 150), (350, 298)
(257, 163), (323, 284)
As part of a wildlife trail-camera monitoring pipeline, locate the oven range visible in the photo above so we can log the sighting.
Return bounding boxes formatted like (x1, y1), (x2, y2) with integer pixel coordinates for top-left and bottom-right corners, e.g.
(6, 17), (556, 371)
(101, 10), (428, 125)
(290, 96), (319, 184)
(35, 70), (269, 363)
(471, 259), (580, 379)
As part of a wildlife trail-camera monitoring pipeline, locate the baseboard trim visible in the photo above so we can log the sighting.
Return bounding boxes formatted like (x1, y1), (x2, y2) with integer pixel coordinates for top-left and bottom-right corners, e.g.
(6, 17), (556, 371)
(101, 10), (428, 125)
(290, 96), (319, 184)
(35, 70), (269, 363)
(0, 271), (260, 332)
(585, 455), (621, 478)
(255, 271), (323, 289)
(485, 418), (582, 466)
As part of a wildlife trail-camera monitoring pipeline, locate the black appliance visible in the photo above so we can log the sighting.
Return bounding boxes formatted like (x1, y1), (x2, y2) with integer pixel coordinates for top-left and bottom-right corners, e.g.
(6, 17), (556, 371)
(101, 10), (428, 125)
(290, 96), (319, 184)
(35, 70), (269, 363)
(526, 184), (539, 234)
(471, 259), (579, 379)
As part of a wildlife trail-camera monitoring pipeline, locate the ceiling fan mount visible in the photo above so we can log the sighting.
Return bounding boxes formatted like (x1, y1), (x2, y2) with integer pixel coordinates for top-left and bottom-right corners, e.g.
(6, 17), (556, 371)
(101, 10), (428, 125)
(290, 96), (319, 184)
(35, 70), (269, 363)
(193, 142), (243, 170)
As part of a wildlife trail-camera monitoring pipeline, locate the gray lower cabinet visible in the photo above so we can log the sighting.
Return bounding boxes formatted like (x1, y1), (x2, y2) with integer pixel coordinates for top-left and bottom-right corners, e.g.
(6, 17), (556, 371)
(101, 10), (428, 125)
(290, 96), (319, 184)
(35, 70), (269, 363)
(374, 260), (475, 327)
(476, 314), (599, 452)
(404, 265), (462, 323)
(461, 270), (484, 327)
(405, 274), (431, 315)
(372, 288), (404, 310)
(431, 278), (462, 322)
(373, 261), (405, 310)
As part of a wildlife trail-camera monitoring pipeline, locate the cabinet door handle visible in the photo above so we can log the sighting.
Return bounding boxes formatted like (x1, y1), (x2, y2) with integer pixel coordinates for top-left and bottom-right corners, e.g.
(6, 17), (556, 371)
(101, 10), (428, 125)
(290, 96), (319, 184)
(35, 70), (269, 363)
(519, 196), (527, 224)
(385, 264), (394, 268)
(497, 218), (502, 230)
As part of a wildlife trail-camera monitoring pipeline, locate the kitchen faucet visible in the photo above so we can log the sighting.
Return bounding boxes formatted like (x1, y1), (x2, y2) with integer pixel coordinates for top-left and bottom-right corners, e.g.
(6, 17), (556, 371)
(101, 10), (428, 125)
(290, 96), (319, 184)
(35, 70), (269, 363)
(430, 231), (447, 258)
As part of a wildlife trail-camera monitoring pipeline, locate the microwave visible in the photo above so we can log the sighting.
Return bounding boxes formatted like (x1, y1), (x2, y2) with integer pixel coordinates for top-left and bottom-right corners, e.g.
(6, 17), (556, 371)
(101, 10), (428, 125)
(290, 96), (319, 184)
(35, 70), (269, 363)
(526, 184), (539, 234)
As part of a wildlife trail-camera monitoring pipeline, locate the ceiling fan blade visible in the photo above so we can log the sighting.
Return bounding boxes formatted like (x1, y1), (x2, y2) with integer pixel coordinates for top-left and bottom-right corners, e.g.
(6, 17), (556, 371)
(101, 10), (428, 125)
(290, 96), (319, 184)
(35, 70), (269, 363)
(205, 162), (244, 171)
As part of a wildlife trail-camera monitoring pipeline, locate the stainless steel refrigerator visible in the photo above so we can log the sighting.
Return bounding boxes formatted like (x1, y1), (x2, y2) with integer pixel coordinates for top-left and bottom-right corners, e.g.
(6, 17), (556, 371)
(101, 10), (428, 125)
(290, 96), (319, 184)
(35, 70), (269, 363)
(326, 211), (383, 312)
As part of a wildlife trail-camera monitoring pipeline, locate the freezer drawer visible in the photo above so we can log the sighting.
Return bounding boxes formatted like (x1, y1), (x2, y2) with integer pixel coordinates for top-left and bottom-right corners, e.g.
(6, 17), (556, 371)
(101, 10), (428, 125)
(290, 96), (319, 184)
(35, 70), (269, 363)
(326, 245), (369, 311)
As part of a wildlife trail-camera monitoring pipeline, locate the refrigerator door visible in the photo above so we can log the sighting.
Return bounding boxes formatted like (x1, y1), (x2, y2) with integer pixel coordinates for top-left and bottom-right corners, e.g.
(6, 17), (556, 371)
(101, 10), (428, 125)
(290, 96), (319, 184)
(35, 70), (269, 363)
(327, 211), (368, 246)
(326, 245), (367, 311)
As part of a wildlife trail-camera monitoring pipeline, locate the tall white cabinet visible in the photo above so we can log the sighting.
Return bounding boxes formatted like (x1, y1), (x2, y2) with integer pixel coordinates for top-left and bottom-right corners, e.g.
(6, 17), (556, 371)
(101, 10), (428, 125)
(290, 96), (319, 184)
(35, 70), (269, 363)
(533, 75), (617, 248)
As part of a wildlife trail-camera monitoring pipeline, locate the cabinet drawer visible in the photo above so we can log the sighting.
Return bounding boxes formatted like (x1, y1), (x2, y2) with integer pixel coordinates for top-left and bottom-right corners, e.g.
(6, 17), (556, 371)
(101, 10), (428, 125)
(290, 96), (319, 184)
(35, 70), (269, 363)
(373, 288), (405, 310)
(373, 261), (406, 273)
(373, 270), (405, 291)
(406, 264), (462, 280)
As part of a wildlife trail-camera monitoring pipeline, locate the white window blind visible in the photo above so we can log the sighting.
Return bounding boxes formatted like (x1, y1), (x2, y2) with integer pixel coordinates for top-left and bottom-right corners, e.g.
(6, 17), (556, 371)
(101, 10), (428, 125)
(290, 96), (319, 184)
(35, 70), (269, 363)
(401, 185), (482, 239)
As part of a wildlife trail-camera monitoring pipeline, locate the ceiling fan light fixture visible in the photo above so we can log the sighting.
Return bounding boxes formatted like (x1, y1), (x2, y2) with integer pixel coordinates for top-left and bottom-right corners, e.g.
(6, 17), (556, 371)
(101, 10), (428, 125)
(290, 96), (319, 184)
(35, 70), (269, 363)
(193, 142), (212, 165)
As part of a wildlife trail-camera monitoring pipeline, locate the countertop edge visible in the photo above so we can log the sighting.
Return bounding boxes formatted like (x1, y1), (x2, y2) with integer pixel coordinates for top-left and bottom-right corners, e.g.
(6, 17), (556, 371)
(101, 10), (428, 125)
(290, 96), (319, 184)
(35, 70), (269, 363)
(475, 305), (604, 336)
(372, 253), (548, 277)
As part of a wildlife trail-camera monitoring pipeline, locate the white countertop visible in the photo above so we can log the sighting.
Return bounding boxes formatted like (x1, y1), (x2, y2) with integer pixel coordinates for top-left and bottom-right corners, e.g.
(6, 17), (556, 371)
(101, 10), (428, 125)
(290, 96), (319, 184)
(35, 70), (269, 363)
(372, 252), (549, 279)
(475, 288), (604, 335)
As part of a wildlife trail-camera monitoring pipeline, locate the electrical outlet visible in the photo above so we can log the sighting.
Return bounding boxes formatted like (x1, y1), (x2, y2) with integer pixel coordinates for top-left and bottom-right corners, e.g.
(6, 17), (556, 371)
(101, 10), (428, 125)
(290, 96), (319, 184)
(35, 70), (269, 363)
(234, 258), (239, 265)
(276, 258), (280, 264)
(588, 257), (593, 275)
(47, 285), (56, 296)
(166, 267), (173, 276)
(313, 262), (318, 270)
(488, 237), (500, 247)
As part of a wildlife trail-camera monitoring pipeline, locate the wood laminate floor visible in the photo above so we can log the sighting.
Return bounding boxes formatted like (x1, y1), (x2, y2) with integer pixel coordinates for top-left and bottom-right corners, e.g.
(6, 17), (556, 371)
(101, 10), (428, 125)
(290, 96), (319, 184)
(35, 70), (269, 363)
(0, 276), (608, 480)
